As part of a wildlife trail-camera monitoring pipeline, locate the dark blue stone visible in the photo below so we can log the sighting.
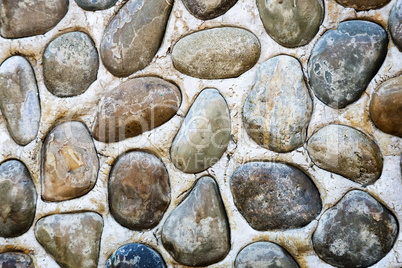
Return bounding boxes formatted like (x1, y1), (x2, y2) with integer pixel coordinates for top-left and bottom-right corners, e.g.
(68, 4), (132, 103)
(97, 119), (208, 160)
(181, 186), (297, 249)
(107, 243), (166, 268)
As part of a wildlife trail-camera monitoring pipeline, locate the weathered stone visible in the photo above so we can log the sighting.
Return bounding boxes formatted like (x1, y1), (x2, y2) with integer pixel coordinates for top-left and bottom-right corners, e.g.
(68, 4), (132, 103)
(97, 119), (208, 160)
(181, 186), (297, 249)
(182, 0), (238, 20)
(257, 0), (324, 48)
(0, 252), (34, 268)
(335, 0), (391, 10)
(170, 88), (230, 173)
(307, 124), (383, 185)
(162, 177), (230, 266)
(172, 27), (260, 79)
(390, 0), (402, 51)
(75, 0), (118, 11)
(35, 212), (103, 268)
(93, 77), (181, 143)
(235, 242), (299, 268)
(42, 121), (99, 202)
(0, 0), (69, 39)
(107, 243), (166, 268)
(0, 56), (40, 145)
(100, 0), (172, 77)
(230, 162), (321, 231)
(313, 190), (398, 267)
(43, 32), (99, 97)
(0, 160), (36, 238)
(308, 20), (388, 109)
(243, 55), (313, 153)
(109, 151), (170, 230)
(370, 76), (402, 137)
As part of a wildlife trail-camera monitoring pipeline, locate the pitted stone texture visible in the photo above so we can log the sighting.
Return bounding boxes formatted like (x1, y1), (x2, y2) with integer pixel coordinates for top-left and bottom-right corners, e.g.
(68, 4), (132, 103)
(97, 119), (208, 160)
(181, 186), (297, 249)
(162, 177), (230, 266)
(243, 55), (313, 153)
(93, 77), (181, 143)
(75, 0), (118, 11)
(0, 160), (36, 238)
(235, 242), (299, 268)
(172, 27), (260, 79)
(107, 243), (166, 268)
(42, 121), (99, 202)
(307, 124), (383, 185)
(390, 0), (402, 51)
(100, 0), (172, 77)
(182, 0), (238, 20)
(0, 252), (34, 268)
(313, 190), (398, 267)
(230, 162), (321, 231)
(171, 88), (230, 173)
(257, 0), (323, 48)
(0, 56), (40, 146)
(109, 151), (170, 230)
(43, 32), (99, 97)
(308, 20), (388, 109)
(35, 212), (103, 268)
(335, 0), (390, 10)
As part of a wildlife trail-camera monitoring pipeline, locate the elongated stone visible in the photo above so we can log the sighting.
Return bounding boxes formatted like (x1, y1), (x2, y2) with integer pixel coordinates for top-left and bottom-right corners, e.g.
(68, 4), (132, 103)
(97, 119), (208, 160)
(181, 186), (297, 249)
(335, 0), (390, 10)
(182, 0), (238, 20)
(243, 55), (312, 153)
(107, 243), (166, 268)
(0, 56), (40, 145)
(390, 0), (402, 51)
(172, 27), (260, 79)
(162, 177), (230, 266)
(0, 252), (34, 268)
(170, 88), (230, 173)
(75, 0), (118, 11)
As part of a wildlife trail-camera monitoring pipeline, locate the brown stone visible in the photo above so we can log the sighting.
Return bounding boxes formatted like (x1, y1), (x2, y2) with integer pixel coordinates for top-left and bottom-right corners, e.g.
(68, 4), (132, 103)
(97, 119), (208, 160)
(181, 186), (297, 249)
(335, 0), (391, 10)
(182, 0), (238, 20)
(0, 252), (34, 268)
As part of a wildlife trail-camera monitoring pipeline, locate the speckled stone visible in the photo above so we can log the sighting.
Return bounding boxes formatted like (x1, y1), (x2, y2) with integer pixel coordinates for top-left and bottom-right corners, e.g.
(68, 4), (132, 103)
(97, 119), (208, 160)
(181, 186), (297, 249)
(0, 160), (36, 238)
(390, 0), (402, 51)
(75, 0), (118, 11)
(0, 56), (40, 146)
(235, 242), (299, 268)
(307, 124), (383, 185)
(313, 190), (398, 267)
(170, 88), (230, 173)
(308, 20), (388, 109)
(243, 55), (313, 153)
(107, 243), (166, 268)
(162, 177), (230, 266)
(257, 0), (324, 48)
(100, 0), (172, 77)
(335, 0), (391, 10)
(182, 0), (238, 20)
(93, 77), (181, 143)
(172, 27), (260, 79)
(42, 121), (99, 202)
(0, 252), (34, 268)
(43, 32), (99, 97)
(35, 212), (103, 268)
(230, 162), (322, 231)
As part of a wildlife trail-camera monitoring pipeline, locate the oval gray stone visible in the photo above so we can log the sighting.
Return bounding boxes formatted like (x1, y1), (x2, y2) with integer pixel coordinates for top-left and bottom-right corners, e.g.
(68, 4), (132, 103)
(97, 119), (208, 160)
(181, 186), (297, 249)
(43, 32), (99, 97)
(313, 190), (398, 267)
(0, 252), (34, 268)
(335, 0), (391, 10)
(172, 27), (260, 79)
(389, 0), (402, 51)
(75, 0), (118, 11)
(243, 55), (313, 153)
(308, 20), (388, 109)
(162, 177), (230, 266)
(307, 124), (383, 185)
(100, 0), (173, 77)
(170, 88), (230, 173)
(0, 56), (41, 146)
(182, 0), (238, 20)
(230, 162), (322, 231)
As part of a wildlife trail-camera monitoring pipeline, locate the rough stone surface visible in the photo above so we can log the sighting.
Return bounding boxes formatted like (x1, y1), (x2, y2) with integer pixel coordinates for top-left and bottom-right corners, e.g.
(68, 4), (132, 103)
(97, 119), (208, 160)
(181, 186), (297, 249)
(170, 88), (230, 173)
(243, 55), (313, 153)
(172, 27), (260, 79)
(107, 243), (166, 268)
(0, 252), (34, 268)
(390, 0), (402, 51)
(182, 0), (238, 20)
(0, 56), (40, 146)
(308, 20), (388, 109)
(230, 162), (322, 231)
(162, 177), (230, 266)
(335, 0), (391, 10)
(313, 190), (398, 267)
(93, 77), (181, 143)
(42, 121), (99, 202)
(0, 160), (36, 238)
(43, 32), (99, 97)
(257, 0), (324, 48)
(307, 124), (383, 185)
(75, 0), (118, 11)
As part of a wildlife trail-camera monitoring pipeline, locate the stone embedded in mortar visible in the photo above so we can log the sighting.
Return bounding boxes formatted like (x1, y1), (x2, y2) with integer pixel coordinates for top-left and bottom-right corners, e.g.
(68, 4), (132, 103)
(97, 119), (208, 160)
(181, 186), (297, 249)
(313, 190), (398, 267)
(93, 77), (181, 143)
(170, 88), (230, 173)
(107, 243), (166, 268)
(390, 0), (402, 51)
(172, 27), (260, 79)
(230, 162), (321, 231)
(0, 252), (34, 268)
(41, 121), (99, 202)
(0, 56), (41, 146)
(75, 0), (119, 11)
(35, 212), (103, 268)
(162, 177), (230, 266)
(182, 0), (238, 20)
(243, 55), (313, 153)
(307, 124), (383, 185)
(308, 20), (388, 109)
(335, 0), (391, 10)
